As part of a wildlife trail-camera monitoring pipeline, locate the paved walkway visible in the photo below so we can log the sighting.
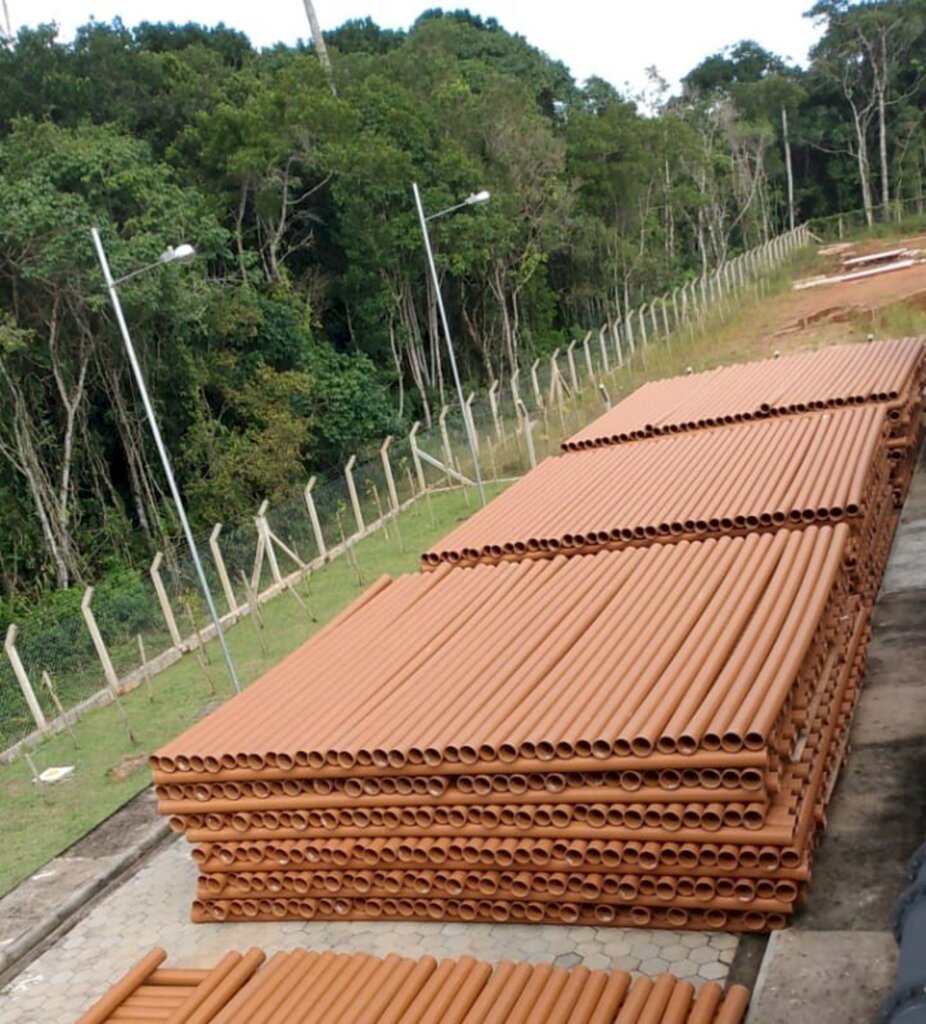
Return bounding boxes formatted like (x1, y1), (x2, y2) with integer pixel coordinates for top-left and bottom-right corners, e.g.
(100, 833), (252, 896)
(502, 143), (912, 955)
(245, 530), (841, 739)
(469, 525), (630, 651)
(0, 841), (736, 1022)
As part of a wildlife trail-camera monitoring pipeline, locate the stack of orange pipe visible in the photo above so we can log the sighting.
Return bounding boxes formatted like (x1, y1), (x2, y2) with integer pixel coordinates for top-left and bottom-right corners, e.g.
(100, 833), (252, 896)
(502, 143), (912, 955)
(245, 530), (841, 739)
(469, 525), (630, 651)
(422, 405), (890, 571)
(151, 337), (918, 931)
(78, 947), (751, 1023)
(562, 337), (924, 451)
(75, 948), (266, 1024)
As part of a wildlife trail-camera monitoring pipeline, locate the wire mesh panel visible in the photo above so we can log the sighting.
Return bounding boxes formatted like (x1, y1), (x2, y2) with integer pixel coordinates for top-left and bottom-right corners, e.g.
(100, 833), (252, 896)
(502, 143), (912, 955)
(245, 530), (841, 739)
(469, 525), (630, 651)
(0, 659), (34, 749)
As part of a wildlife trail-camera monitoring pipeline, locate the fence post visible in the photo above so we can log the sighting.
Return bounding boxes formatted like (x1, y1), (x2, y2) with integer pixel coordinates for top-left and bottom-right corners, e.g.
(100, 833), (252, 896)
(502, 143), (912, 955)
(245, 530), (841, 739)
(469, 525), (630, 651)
(488, 380), (504, 440)
(209, 523), (239, 617)
(80, 587), (120, 694)
(344, 454), (365, 534)
(610, 319), (624, 366)
(530, 359), (543, 409)
(409, 421), (427, 492)
(516, 400), (536, 468)
(624, 311), (636, 352)
(660, 296), (671, 339)
(464, 393), (479, 453)
(255, 500), (282, 584)
(438, 405), (454, 486)
(637, 305), (649, 346)
(671, 288), (680, 327)
(598, 382), (612, 409)
(598, 326), (610, 372)
(548, 348), (562, 402)
(566, 339), (580, 392)
(582, 331), (594, 379)
(4, 624), (48, 733)
(150, 551), (182, 650)
(304, 476), (327, 560)
(649, 301), (660, 341)
(379, 436), (400, 513)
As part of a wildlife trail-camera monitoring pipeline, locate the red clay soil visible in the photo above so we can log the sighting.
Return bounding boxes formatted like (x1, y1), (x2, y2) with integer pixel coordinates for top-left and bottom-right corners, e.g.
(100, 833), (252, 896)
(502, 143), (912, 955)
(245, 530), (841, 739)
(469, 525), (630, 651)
(772, 260), (926, 338)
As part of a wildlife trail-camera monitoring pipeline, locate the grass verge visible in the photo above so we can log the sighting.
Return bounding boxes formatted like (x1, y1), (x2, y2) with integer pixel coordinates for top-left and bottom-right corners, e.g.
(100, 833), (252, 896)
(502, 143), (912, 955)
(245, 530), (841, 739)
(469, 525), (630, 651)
(0, 485), (506, 896)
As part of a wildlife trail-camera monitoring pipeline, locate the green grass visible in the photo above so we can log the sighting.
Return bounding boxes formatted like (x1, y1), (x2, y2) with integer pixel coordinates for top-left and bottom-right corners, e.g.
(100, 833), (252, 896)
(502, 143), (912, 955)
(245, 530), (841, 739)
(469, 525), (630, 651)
(0, 485), (506, 896)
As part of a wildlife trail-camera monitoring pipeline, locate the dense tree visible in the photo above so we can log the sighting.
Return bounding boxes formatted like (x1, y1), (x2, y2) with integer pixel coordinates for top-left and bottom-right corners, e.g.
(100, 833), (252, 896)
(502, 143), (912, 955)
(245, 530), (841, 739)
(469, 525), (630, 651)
(0, 2), (923, 606)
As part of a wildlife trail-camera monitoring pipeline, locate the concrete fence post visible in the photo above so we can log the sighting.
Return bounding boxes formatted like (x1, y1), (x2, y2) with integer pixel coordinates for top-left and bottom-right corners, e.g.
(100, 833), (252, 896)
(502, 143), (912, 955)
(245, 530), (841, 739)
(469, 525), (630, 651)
(150, 551), (182, 649)
(637, 305), (649, 347)
(649, 301), (659, 341)
(343, 454), (364, 534)
(304, 476), (327, 560)
(598, 326), (610, 372)
(671, 288), (680, 327)
(4, 624), (48, 733)
(582, 331), (594, 379)
(81, 586), (120, 694)
(625, 312), (636, 352)
(611, 319), (624, 366)
(409, 421), (427, 493)
(209, 523), (239, 617)
(379, 436), (400, 513)
(464, 393), (479, 452)
(255, 500), (282, 584)
(566, 340), (580, 393)
(530, 359), (543, 409)
(516, 400), (536, 468)
(660, 296), (670, 339)
(488, 380), (504, 440)
(438, 405), (454, 486)
(548, 348), (562, 403)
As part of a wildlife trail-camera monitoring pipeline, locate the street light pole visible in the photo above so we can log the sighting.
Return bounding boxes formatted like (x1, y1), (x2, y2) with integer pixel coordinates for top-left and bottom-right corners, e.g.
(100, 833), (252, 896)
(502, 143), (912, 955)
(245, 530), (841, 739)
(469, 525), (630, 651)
(412, 182), (487, 506)
(91, 227), (242, 694)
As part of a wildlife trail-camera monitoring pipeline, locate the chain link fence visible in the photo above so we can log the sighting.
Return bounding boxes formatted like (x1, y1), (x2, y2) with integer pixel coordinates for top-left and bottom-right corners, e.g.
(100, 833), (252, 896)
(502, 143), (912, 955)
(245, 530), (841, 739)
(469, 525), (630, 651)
(0, 225), (814, 758)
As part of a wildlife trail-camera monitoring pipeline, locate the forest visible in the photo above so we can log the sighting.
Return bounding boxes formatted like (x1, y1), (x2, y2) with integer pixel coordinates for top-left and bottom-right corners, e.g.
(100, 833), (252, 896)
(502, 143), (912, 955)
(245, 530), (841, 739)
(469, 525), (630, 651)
(0, 0), (924, 606)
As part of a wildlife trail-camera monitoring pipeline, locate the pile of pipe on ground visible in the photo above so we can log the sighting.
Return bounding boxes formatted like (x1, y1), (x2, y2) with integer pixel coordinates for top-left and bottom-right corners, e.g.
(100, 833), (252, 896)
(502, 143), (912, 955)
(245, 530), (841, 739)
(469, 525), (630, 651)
(151, 337), (923, 931)
(561, 337), (924, 452)
(77, 946), (750, 1023)
(422, 404), (897, 571)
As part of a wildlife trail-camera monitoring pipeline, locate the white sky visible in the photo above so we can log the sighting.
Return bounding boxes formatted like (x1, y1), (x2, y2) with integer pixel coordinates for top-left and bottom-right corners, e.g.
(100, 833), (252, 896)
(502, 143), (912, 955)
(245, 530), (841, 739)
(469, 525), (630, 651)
(7, 0), (824, 97)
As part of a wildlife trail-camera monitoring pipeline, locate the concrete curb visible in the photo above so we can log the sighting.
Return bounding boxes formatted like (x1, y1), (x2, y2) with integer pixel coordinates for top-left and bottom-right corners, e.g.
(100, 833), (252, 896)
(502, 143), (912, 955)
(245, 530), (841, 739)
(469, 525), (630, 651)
(0, 820), (170, 981)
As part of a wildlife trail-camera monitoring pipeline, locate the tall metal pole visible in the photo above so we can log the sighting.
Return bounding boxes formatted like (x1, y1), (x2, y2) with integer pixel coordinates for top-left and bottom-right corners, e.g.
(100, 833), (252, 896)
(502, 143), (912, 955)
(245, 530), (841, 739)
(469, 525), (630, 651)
(411, 182), (486, 505)
(91, 227), (242, 693)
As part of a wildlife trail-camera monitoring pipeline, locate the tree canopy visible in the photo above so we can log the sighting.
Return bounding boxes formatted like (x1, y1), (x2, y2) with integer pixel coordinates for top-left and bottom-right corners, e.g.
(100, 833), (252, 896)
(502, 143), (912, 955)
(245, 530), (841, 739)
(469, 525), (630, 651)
(0, 2), (924, 603)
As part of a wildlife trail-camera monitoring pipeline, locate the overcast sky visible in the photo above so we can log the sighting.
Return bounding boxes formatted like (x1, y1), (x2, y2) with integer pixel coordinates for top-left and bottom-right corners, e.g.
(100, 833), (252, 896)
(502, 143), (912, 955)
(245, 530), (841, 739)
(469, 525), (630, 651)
(6, 0), (824, 97)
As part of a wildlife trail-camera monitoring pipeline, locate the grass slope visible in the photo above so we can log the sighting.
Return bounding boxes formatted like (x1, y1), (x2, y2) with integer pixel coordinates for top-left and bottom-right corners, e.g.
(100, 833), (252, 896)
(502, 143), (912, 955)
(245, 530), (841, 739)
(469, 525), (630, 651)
(0, 486), (503, 896)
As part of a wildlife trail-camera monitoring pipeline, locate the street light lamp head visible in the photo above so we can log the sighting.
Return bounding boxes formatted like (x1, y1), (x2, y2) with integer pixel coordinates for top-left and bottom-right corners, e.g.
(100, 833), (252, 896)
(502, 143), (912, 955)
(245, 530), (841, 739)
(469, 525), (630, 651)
(159, 243), (196, 265)
(465, 190), (491, 206)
